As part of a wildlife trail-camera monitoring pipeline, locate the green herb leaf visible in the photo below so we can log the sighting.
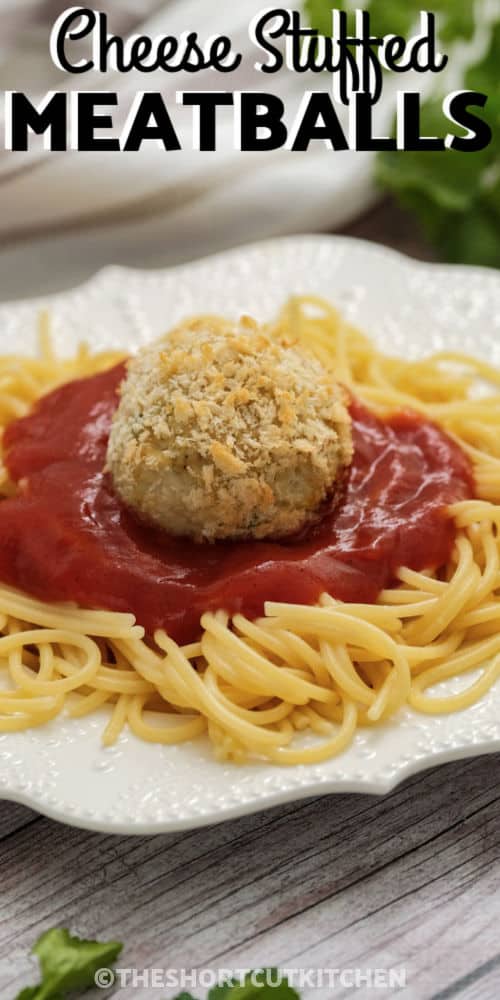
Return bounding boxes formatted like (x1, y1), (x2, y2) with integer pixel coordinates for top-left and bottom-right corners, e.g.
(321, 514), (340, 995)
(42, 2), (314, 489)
(15, 928), (123, 1000)
(376, 24), (500, 267)
(208, 970), (299, 1000)
(15, 990), (59, 1000)
(171, 971), (299, 1000)
(306, 1), (500, 268)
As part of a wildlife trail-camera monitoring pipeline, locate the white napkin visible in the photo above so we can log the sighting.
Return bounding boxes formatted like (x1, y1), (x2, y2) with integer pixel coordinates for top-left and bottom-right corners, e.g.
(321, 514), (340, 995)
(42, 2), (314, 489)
(0, 0), (383, 297)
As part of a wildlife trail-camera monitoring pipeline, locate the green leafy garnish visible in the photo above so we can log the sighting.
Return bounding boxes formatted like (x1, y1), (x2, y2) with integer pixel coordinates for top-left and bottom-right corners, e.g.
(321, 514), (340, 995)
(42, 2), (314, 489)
(305, 2), (500, 268)
(175, 970), (300, 1000)
(209, 971), (299, 1000)
(16, 935), (298, 1000)
(15, 928), (123, 1000)
(376, 23), (500, 267)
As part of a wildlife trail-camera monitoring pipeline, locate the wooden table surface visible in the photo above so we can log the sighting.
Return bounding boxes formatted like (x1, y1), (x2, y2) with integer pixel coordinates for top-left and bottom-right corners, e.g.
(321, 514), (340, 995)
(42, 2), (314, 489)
(1, 202), (499, 1000)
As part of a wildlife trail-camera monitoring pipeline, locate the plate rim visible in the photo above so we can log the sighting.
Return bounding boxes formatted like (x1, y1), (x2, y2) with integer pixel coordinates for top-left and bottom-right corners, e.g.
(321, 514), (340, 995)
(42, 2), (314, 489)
(1, 232), (500, 835)
(0, 741), (495, 835)
(4, 231), (500, 312)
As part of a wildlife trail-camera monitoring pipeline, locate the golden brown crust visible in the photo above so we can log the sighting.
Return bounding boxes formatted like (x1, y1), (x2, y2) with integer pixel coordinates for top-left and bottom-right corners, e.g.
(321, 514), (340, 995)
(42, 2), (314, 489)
(106, 314), (353, 541)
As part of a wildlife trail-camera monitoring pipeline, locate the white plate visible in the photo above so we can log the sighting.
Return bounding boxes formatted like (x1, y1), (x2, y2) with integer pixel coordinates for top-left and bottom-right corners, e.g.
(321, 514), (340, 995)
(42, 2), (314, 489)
(1, 235), (500, 835)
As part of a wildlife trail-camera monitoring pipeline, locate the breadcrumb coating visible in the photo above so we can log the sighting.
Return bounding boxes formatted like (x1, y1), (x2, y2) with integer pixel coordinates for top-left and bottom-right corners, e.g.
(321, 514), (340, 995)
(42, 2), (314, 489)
(106, 314), (353, 541)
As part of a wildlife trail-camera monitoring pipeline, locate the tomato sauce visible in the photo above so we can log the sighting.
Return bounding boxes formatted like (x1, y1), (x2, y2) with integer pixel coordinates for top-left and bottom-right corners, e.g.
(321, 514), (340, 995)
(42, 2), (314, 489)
(0, 364), (474, 643)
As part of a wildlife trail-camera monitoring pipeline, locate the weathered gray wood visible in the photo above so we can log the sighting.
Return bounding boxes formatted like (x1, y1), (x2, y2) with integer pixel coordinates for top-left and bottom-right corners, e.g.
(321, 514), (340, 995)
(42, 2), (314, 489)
(1, 754), (499, 1000)
(0, 800), (36, 842)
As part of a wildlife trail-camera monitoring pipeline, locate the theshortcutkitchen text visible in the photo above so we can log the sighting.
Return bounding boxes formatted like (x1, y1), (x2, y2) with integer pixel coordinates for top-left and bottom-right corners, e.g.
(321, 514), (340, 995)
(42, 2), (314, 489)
(2, 6), (493, 153)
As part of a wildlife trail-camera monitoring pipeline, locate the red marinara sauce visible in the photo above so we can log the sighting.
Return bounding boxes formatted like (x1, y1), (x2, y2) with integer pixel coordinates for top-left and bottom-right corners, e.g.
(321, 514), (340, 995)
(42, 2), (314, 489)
(0, 363), (474, 644)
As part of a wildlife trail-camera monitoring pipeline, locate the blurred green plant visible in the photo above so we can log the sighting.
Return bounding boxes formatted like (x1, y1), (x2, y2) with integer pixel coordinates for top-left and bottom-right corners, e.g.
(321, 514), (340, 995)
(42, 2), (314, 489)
(13, 928), (299, 1000)
(305, 2), (500, 267)
(176, 970), (300, 1000)
(14, 928), (122, 999)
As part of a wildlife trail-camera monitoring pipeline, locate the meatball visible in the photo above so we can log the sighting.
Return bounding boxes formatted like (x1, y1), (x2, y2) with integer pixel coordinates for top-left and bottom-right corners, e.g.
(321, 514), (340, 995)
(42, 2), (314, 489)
(106, 314), (353, 542)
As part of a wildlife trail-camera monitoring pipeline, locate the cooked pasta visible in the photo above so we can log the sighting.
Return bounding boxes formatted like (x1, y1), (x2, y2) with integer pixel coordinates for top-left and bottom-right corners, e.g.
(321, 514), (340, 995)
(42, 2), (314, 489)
(0, 298), (499, 764)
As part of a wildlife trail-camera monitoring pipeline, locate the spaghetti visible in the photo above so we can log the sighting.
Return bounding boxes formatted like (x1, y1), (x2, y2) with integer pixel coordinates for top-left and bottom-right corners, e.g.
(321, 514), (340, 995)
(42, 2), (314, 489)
(0, 299), (499, 764)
